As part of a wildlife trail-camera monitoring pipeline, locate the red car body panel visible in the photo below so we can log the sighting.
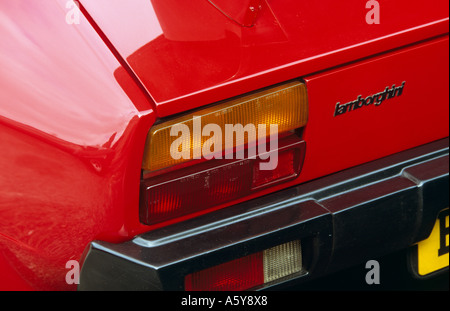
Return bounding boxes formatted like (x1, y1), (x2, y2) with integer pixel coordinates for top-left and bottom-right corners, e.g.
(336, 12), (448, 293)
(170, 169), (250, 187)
(0, 1), (156, 290)
(302, 36), (449, 183)
(80, 0), (449, 116)
(0, 0), (448, 290)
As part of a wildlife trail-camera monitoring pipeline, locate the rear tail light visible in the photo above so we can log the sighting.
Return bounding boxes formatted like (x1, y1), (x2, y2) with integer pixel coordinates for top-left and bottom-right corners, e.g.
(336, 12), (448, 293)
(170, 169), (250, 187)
(140, 136), (305, 225)
(185, 240), (303, 291)
(140, 80), (308, 226)
(142, 81), (308, 173)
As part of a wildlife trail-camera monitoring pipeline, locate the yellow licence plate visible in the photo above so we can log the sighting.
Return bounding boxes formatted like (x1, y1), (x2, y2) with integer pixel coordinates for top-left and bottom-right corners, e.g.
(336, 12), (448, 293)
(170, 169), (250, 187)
(415, 208), (449, 276)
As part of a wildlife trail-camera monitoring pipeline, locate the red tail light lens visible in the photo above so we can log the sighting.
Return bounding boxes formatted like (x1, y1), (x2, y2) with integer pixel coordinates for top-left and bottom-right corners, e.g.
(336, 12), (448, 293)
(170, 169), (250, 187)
(185, 240), (303, 291)
(252, 148), (297, 189)
(141, 158), (253, 225)
(140, 81), (309, 227)
(185, 253), (264, 291)
(140, 135), (305, 225)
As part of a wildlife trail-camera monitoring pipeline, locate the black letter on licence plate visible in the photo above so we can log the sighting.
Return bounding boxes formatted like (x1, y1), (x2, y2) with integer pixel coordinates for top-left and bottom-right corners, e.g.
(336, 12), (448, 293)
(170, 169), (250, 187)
(438, 209), (449, 257)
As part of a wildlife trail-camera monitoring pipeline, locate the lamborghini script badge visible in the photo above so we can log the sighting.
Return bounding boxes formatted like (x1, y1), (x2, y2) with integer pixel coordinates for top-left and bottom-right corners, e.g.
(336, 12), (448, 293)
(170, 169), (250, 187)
(334, 81), (406, 117)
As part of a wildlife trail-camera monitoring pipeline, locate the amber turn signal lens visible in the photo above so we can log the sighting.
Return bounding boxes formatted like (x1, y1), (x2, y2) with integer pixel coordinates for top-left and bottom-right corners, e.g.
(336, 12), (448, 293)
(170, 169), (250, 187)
(142, 81), (308, 172)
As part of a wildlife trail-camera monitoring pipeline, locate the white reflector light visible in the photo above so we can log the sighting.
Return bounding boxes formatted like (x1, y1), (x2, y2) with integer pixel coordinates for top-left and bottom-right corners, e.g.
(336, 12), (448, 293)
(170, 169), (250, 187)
(185, 240), (303, 290)
(263, 240), (302, 283)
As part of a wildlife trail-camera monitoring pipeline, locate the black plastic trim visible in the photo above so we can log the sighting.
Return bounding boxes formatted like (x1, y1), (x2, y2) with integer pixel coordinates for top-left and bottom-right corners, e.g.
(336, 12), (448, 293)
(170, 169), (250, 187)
(79, 138), (449, 290)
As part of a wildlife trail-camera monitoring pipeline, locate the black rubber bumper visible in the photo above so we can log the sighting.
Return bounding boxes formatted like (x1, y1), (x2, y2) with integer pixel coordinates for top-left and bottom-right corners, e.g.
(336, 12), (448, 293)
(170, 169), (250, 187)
(78, 138), (449, 290)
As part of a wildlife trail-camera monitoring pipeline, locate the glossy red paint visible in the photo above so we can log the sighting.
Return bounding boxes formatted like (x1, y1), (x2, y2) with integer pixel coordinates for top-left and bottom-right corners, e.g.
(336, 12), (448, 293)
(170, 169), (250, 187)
(136, 34), (449, 231)
(80, 0), (449, 117)
(300, 35), (450, 183)
(0, 0), (448, 290)
(207, 0), (263, 27)
(0, 1), (155, 290)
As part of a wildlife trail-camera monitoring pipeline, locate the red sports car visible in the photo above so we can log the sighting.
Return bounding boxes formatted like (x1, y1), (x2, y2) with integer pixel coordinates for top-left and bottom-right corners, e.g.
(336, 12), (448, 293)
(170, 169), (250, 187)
(0, 0), (448, 291)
